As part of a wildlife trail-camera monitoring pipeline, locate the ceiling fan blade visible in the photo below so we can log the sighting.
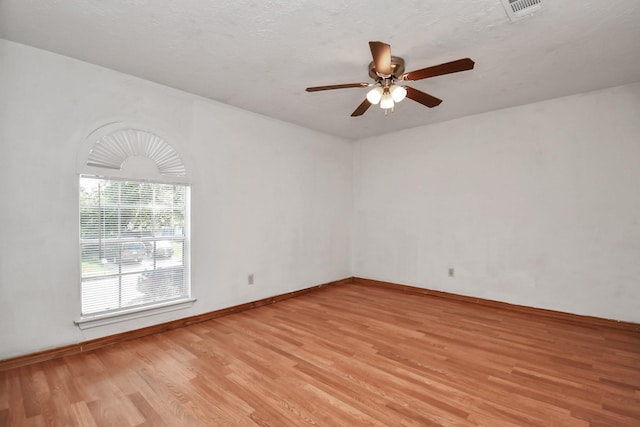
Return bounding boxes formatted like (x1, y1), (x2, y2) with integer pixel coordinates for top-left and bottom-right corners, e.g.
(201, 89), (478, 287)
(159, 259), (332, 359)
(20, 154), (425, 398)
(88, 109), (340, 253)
(369, 41), (392, 76)
(405, 86), (442, 108)
(402, 58), (475, 81)
(306, 83), (370, 92)
(351, 99), (372, 117)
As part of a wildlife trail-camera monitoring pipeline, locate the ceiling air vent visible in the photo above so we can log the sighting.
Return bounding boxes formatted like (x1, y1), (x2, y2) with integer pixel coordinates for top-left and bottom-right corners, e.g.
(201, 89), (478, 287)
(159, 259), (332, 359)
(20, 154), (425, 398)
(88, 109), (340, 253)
(501, 0), (542, 22)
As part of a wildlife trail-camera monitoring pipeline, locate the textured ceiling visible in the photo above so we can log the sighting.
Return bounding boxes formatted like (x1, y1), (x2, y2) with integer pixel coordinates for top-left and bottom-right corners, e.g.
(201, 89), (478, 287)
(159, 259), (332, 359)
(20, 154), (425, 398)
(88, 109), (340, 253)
(1, 0), (639, 140)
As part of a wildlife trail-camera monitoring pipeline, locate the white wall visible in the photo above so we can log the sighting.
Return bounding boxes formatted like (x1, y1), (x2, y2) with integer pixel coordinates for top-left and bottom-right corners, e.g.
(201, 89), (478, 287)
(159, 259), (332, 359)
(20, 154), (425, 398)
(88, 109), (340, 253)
(2, 38), (638, 360)
(0, 40), (352, 359)
(353, 82), (640, 322)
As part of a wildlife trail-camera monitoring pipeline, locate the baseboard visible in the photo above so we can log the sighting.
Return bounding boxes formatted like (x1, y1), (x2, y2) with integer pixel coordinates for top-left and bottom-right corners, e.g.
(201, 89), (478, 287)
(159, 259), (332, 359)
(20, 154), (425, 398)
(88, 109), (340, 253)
(0, 277), (354, 371)
(352, 277), (640, 333)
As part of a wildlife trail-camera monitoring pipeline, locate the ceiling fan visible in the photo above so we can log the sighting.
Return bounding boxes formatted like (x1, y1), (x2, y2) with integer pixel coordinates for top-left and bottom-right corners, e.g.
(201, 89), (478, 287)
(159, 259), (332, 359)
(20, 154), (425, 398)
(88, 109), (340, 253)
(305, 41), (475, 117)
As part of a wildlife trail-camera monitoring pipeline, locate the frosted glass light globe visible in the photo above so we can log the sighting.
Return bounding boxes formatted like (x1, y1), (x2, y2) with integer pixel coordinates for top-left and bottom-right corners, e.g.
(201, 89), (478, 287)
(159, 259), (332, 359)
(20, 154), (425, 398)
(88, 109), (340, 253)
(380, 93), (394, 109)
(390, 84), (407, 102)
(366, 87), (384, 104)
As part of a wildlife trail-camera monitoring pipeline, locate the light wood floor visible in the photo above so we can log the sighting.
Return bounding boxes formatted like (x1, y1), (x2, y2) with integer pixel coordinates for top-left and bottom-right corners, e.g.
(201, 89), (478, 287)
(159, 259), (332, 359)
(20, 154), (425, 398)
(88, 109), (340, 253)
(1, 283), (639, 426)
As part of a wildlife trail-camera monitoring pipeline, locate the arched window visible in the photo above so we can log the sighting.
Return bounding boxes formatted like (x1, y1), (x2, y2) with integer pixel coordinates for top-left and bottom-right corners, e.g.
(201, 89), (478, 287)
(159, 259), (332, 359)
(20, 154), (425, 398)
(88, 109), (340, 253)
(86, 128), (186, 176)
(76, 126), (192, 327)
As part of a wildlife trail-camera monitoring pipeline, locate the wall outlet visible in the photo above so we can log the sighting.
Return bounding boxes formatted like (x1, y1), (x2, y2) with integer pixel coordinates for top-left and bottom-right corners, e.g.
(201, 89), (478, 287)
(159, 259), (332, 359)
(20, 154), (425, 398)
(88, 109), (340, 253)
(248, 273), (254, 285)
(448, 268), (455, 277)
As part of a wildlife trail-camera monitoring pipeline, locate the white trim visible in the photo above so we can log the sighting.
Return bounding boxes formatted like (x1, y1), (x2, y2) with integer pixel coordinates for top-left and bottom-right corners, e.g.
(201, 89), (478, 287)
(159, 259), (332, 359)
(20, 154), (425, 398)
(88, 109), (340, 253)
(74, 298), (197, 330)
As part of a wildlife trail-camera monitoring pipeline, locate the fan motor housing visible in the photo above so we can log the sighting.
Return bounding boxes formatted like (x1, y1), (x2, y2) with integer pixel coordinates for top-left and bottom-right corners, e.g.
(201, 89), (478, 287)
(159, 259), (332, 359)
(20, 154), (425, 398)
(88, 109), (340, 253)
(368, 56), (405, 80)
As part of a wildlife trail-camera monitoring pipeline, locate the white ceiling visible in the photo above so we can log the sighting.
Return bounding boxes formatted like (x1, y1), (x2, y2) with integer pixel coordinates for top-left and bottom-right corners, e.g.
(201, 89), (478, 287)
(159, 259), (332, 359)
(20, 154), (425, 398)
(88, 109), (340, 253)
(1, 0), (639, 140)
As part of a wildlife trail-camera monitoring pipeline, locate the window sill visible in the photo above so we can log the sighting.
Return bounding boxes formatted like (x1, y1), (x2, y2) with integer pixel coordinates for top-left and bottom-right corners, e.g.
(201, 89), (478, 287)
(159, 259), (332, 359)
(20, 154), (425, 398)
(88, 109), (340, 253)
(74, 298), (197, 330)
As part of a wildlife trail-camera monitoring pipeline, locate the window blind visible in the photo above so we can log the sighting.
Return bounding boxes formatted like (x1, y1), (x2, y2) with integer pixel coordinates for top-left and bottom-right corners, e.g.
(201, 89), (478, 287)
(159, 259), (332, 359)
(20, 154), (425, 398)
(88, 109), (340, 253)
(79, 176), (189, 316)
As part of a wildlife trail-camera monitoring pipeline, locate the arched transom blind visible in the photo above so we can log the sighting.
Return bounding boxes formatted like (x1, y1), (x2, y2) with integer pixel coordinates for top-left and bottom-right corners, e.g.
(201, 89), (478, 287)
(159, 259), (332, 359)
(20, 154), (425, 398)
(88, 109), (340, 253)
(87, 129), (186, 177)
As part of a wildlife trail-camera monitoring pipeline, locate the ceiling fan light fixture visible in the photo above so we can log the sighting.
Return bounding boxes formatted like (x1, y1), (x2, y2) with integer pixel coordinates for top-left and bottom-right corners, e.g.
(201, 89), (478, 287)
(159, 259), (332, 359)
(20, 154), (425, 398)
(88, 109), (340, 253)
(390, 84), (407, 102)
(380, 93), (394, 109)
(305, 41), (475, 117)
(366, 86), (384, 104)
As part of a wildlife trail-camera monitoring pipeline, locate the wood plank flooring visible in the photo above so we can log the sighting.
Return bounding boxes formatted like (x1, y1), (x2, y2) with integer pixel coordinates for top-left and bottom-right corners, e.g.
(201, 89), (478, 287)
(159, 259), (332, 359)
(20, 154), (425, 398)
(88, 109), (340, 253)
(1, 283), (639, 426)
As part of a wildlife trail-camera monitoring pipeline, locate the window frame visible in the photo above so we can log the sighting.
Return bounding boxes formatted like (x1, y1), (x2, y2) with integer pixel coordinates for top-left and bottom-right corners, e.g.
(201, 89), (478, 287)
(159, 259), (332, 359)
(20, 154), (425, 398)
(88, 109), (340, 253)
(75, 174), (193, 328)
